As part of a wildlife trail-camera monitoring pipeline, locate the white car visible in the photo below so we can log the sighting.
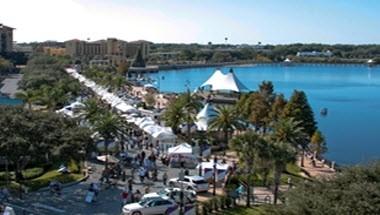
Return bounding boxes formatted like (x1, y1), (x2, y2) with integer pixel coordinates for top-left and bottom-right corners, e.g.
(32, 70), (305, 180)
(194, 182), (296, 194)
(168, 176), (209, 193)
(142, 188), (196, 203)
(122, 197), (178, 215)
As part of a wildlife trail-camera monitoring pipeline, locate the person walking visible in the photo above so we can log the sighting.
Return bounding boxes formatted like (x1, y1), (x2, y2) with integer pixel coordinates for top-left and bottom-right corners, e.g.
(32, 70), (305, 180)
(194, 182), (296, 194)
(162, 172), (168, 186)
(121, 188), (129, 205)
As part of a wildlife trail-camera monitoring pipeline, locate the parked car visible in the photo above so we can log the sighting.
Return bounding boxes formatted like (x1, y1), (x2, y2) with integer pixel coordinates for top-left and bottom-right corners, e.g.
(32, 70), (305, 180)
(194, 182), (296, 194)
(142, 188), (196, 203)
(168, 176), (209, 193)
(122, 197), (178, 215)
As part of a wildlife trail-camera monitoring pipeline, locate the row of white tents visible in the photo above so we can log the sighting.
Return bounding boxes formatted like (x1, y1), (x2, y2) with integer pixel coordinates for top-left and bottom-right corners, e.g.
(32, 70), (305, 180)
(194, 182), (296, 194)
(65, 68), (176, 142)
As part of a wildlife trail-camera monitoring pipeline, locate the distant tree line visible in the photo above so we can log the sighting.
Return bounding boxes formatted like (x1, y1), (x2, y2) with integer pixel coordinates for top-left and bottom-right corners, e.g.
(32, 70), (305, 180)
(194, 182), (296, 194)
(148, 43), (380, 65)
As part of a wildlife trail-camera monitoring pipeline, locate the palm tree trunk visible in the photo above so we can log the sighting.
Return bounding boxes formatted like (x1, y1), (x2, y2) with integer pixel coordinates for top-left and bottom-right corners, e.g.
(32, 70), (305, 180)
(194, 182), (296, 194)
(224, 130), (229, 149)
(273, 165), (283, 205)
(246, 180), (251, 207)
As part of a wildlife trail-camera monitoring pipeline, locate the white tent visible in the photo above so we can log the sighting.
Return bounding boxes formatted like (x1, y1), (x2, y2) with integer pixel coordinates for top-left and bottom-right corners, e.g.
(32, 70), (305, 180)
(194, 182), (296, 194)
(151, 128), (176, 141)
(200, 69), (248, 92)
(195, 103), (216, 131)
(96, 155), (119, 163)
(196, 162), (230, 181)
(168, 143), (193, 155)
(115, 102), (137, 113)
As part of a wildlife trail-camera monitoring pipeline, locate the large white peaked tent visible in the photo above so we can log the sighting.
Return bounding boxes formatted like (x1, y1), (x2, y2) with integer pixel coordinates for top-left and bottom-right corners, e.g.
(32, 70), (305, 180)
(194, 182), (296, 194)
(200, 69), (249, 92)
(195, 103), (216, 131)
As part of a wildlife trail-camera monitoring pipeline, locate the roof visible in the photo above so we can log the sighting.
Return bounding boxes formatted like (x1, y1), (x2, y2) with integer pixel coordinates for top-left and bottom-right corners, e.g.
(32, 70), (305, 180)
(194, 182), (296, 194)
(168, 143), (193, 154)
(200, 69), (249, 92)
(129, 40), (153, 44)
(197, 162), (230, 170)
(0, 24), (15, 30)
(195, 103), (216, 131)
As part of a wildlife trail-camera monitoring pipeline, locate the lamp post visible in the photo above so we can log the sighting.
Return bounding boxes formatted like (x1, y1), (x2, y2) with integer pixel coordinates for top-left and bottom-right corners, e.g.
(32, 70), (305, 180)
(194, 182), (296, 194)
(213, 155), (217, 196)
(179, 164), (185, 215)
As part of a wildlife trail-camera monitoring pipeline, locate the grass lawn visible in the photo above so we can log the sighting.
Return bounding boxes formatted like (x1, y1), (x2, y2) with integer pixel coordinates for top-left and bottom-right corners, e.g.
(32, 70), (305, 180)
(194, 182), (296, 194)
(24, 169), (83, 191)
(0, 160), (84, 192)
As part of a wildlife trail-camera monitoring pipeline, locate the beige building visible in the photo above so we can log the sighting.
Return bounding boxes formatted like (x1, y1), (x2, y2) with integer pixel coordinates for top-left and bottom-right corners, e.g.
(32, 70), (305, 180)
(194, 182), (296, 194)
(65, 38), (151, 65)
(43, 47), (67, 56)
(0, 24), (14, 53)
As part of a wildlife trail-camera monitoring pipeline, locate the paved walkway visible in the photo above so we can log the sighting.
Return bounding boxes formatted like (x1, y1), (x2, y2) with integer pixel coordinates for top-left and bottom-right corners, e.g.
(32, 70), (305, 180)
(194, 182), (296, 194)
(299, 155), (336, 179)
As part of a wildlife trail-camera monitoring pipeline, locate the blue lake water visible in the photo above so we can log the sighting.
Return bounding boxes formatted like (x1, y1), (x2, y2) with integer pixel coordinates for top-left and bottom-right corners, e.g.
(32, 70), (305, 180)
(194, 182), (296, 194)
(0, 95), (23, 105)
(148, 64), (380, 165)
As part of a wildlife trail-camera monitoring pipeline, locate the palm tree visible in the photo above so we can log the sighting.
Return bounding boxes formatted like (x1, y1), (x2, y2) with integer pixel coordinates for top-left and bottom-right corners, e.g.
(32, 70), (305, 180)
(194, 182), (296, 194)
(182, 91), (201, 141)
(272, 117), (308, 167)
(93, 111), (123, 170)
(15, 90), (37, 110)
(269, 142), (297, 204)
(231, 131), (268, 207)
(209, 105), (242, 148)
(81, 98), (105, 124)
(163, 100), (184, 134)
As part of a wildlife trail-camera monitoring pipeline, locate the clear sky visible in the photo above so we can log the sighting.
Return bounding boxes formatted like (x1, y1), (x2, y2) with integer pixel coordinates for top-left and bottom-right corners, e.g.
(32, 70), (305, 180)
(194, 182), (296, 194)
(1, 0), (380, 44)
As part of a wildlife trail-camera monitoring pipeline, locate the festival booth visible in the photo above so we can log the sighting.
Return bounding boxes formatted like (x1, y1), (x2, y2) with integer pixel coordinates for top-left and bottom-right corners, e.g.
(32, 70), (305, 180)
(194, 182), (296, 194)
(168, 143), (198, 168)
(197, 162), (230, 181)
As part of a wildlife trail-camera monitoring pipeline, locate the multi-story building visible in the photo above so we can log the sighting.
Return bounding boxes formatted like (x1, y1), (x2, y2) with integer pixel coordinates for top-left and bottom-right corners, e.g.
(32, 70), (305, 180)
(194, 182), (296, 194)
(65, 38), (151, 65)
(0, 24), (14, 53)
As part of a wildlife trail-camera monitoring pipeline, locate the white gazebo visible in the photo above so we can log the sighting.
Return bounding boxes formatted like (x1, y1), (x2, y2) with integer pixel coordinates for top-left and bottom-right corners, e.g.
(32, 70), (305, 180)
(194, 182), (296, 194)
(200, 69), (249, 92)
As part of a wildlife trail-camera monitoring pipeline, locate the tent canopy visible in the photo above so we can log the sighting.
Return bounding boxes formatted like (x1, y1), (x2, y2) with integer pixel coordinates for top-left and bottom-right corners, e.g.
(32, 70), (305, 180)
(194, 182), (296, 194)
(196, 162), (230, 170)
(195, 103), (216, 131)
(96, 155), (119, 163)
(168, 143), (193, 155)
(200, 69), (249, 92)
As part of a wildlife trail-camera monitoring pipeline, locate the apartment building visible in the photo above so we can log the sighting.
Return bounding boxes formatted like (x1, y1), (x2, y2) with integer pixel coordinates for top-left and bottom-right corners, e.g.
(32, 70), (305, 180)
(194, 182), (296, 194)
(0, 24), (14, 53)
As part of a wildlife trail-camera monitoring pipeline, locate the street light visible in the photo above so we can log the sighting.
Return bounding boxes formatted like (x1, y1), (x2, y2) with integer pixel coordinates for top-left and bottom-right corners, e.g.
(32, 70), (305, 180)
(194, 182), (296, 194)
(213, 155), (217, 196)
(179, 164), (185, 215)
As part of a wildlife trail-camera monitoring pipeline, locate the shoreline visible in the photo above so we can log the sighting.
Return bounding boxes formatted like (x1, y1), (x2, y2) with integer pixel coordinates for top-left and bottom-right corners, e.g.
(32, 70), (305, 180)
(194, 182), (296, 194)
(154, 61), (379, 72)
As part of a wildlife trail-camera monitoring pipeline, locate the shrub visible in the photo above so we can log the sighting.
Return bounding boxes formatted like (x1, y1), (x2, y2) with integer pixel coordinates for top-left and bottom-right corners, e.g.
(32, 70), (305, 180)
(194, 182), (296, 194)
(210, 198), (218, 211)
(202, 202), (211, 215)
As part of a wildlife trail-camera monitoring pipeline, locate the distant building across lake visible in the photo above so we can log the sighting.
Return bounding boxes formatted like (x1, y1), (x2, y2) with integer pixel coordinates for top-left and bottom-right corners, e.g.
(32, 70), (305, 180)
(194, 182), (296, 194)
(65, 38), (151, 65)
(297, 50), (333, 57)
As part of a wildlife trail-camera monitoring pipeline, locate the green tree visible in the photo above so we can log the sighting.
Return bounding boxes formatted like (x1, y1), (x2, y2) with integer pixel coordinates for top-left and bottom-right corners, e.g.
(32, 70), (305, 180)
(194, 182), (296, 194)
(270, 94), (287, 122)
(283, 90), (317, 138)
(93, 111), (123, 170)
(15, 90), (37, 110)
(209, 105), (242, 148)
(163, 100), (184, 134)
(278, 162), (380, 215)
(269, 142), (297, 205)
(81, 98), (105, 124)
(310, 130), (327, 163)
(272, 117), (308, 167)
(231, 132), (269, 207)
(132, 49), (146, 67)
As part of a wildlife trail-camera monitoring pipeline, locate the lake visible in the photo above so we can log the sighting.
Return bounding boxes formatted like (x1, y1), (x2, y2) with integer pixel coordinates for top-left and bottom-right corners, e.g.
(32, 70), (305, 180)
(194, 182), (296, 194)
(147, 64), (380, 165)
(0, 95), (23, 105)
